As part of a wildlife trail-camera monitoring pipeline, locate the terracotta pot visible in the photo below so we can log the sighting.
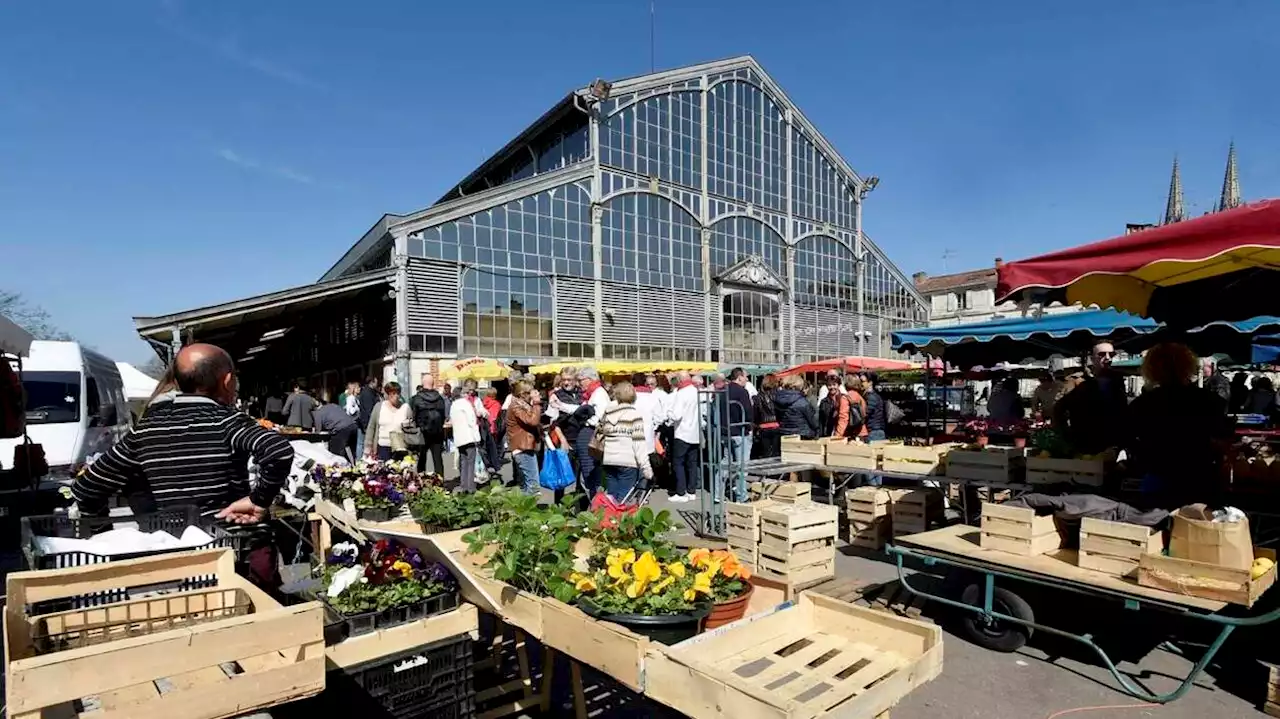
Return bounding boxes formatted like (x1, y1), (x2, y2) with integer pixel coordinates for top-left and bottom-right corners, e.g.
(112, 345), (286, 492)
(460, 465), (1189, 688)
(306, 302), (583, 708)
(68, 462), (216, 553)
(976, 435), (989, 447)
(703, 582), (755, 630)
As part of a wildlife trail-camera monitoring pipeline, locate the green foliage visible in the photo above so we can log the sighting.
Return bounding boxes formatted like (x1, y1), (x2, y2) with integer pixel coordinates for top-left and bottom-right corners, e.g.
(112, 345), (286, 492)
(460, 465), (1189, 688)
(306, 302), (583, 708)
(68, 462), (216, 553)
(463, 501), (585, 600)
(410, 484), (534, 531)
(583, 506), (680, 568)
(326, 574), (447, 614)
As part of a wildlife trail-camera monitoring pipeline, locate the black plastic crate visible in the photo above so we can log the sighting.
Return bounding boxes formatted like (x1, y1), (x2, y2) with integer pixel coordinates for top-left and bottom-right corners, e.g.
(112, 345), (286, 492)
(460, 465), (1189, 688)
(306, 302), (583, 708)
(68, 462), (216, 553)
(327, 632), (475, 719)
(321, 589), (460, 645)
(21, 505), (248, 571)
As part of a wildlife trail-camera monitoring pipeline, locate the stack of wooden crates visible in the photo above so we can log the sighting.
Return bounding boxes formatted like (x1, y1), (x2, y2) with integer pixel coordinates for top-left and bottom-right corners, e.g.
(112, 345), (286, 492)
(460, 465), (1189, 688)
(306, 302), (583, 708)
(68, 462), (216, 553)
(726, 499), (837, 588)
(843, 487), (893, 550)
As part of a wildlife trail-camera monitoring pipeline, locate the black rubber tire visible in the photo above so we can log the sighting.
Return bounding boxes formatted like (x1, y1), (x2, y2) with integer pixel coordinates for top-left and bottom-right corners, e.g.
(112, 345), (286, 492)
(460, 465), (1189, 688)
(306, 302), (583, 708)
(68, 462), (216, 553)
(958, 582), (1034, 653)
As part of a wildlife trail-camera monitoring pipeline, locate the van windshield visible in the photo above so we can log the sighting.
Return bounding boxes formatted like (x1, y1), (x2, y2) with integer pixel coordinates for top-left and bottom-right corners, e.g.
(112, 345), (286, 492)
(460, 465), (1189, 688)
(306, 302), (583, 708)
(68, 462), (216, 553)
(23, 371), (81, 424)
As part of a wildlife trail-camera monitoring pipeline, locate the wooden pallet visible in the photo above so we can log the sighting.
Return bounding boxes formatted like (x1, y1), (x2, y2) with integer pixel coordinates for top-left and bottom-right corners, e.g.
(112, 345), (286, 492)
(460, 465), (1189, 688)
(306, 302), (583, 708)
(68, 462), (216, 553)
(644, 593), (942, 719)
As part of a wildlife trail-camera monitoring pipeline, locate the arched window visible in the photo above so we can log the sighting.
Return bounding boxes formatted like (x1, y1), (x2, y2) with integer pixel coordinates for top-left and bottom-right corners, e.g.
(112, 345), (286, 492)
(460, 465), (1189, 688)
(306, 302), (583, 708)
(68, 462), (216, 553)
(710, 216), (786, 276)
(601, 91), (702, 189)
(707, 80), (786, 211)
(461, 269), (553, 358)
(601, 193), (702, 292)
(793, 235), (857, 311)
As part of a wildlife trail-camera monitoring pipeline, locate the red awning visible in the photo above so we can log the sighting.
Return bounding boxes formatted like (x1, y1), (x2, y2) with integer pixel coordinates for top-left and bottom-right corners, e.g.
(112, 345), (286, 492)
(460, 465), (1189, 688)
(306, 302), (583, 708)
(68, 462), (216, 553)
(778, 356), (914, 377)
(995, 199), (1280, 325)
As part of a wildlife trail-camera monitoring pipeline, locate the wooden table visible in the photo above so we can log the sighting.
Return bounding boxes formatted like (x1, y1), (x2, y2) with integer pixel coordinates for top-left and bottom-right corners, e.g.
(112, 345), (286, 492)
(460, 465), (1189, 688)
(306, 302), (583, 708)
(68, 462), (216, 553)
(894, 524), (1224, 612)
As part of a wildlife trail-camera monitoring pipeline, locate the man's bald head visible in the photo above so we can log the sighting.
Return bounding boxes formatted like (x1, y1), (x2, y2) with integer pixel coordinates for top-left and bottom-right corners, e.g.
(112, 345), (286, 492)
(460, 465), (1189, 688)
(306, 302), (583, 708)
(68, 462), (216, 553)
(174, 343), (236, 402)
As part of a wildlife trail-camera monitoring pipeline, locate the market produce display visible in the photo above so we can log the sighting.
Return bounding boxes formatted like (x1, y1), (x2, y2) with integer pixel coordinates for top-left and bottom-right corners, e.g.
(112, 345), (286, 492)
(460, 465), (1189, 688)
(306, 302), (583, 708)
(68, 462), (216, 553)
(322, 538), (456, 616)
(312, 455), (424, 520)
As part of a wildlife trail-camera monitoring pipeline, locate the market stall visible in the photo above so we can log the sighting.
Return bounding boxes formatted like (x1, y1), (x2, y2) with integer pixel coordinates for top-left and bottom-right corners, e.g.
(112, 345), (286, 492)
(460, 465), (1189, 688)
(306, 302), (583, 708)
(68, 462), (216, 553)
(529, 359), (718, 376)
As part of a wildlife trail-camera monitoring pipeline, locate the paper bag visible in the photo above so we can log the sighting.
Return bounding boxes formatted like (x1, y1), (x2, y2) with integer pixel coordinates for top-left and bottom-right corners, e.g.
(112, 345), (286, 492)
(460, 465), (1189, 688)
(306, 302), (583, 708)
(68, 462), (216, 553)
(1169, 504), (1253, 570)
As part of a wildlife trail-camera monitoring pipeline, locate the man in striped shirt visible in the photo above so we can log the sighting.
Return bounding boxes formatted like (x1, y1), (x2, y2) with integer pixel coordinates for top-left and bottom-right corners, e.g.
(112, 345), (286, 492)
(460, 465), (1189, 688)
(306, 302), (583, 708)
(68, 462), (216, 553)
(73, 344), (294, 585)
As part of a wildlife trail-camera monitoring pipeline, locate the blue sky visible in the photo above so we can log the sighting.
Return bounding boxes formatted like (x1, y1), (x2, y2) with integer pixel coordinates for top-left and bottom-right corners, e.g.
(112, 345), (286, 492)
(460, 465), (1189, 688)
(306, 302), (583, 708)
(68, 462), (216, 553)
(3, 0), (1278, 362)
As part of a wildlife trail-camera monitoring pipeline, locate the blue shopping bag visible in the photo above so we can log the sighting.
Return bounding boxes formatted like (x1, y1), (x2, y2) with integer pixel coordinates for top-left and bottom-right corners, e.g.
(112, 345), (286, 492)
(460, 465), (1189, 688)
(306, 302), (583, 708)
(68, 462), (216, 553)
(540, 448), (576, 491)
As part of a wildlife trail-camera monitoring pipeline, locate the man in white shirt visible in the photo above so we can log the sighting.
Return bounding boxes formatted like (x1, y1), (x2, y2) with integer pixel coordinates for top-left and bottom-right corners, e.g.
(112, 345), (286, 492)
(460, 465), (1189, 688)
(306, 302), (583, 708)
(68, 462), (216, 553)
(575, 367), (611, 498)
(630, 373), (659, 455)
(667, 371), (701, 502)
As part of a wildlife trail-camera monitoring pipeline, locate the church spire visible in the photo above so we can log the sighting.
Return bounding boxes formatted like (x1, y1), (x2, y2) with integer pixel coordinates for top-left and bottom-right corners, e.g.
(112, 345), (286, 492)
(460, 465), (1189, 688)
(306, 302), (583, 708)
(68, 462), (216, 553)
(1163, 155), (1185, 225)
(1216, 141), (1241, 212)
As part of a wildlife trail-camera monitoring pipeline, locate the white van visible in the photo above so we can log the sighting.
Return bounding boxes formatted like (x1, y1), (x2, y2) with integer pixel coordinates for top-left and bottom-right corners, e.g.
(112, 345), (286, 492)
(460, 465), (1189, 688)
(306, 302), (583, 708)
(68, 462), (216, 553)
(1, 341), (130, 475)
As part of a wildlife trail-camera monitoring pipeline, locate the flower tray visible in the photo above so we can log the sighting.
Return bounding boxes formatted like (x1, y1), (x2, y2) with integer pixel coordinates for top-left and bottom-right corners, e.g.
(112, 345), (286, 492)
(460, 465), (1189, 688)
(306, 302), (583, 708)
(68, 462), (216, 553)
(321, 589), (461, 645)
(357, 507), (395, 523)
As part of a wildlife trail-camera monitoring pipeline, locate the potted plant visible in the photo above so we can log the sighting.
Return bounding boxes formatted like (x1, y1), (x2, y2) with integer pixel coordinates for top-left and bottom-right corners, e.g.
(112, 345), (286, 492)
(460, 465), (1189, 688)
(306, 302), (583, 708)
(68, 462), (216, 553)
(462, 497), (586, 602)
(690, 548), (755, 629)
(313, 460), (420, 522)
(410, 484), (523, 534)
(320, 539), (458, 640)
(569, 548), (713, 644)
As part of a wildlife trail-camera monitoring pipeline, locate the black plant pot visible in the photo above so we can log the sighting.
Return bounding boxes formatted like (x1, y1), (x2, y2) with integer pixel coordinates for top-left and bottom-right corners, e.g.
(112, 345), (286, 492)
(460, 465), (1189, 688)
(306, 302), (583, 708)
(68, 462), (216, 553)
(357, 507), (393, 523)
(576, 598), (712, 645)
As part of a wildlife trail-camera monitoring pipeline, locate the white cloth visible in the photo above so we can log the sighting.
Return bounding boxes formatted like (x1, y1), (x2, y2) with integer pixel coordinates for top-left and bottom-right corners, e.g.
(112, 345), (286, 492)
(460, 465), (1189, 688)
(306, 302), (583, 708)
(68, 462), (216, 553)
(669, 385), (701, 444)
(343, 394), (360, 417)
(633, 391), (660, 453)
(502, 394), (513, 411)
(585, 386), (610, 428)
(745, 381), (759, 398)
(376, 400), (411, 447)
(33, 525), (215, 558)
(450, 395), (485, 447)
(652, 388), (672, 426)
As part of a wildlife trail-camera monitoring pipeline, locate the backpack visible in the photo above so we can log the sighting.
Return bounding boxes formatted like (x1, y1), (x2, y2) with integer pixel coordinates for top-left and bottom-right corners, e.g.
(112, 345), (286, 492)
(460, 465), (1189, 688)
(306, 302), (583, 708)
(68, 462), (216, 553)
(417, 394), (446, 436)
(842, 394), (865, 438)
(886, 399), (906, 425)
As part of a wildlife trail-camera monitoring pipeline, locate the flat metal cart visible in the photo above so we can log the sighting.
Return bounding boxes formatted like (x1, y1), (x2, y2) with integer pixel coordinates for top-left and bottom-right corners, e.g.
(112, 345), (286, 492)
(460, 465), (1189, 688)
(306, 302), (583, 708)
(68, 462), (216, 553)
(886, 524), (1280, 703)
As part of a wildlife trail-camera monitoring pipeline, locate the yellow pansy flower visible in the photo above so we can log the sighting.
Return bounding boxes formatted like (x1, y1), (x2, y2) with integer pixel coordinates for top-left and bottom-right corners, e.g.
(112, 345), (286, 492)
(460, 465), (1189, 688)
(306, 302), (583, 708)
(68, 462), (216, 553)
(632, 552), (661, 584)
(667, 561), (686, 578)
(607, 548), (636, 580)
(571, 573), (598, 592)
(391, 560), (414, 579)
(692, 570), (713, 596)
(652, 576), (675, 593)
(687, 548), (711, 567)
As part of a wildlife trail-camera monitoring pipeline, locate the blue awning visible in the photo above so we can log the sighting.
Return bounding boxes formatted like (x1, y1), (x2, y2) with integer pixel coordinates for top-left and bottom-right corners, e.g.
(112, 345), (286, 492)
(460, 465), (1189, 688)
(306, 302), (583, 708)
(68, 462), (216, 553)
(891, 310), (1280, 368)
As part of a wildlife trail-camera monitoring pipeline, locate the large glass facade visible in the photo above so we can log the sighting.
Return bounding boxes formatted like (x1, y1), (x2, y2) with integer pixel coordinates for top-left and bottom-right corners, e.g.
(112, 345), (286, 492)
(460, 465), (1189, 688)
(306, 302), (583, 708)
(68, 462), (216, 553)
(397, 60), (927, 362)
(408, 183), (593, 278)
(601, 193), (702, 292)
(461, 268), (553, 358)
(710, 216), (785, 276)
(793, 235), (858, 311)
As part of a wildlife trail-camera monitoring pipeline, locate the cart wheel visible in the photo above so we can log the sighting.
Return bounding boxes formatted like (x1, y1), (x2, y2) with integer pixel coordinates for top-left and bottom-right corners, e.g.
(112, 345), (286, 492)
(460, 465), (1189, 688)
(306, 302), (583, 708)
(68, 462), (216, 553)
(958, 583), (1034, 653)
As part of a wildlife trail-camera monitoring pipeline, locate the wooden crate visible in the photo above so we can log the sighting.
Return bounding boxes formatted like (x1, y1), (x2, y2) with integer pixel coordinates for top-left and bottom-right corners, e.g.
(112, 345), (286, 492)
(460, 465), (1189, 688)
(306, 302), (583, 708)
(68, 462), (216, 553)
(845, 487), (892, 523)
(1077, 517), (1164, 578)
(881, 443), (953, 476)
(979, 502), (1062, 556)
(725, 499), (778, 545)
(758, 504), (838, 585)
(845, 517), (892, 551)
(1026, 456), (1107, 486)
(890, 489), (943, 537)
(750, 480), (812, 505)
(946, 447), (1027, 483)
(326, 602), (479, 669)
(460, 563), (547, 640)
(825, 440), (883, 471)
(1138, 547), (1278, 607)
(643, 592), (943, 719)
(781, 435), (826, 465)
(541, 598), (650, 691)
(4, 549), (325, 719)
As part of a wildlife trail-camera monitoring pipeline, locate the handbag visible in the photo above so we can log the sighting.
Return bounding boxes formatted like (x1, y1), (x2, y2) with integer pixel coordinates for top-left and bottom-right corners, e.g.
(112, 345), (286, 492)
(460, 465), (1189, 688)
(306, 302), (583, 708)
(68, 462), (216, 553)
(401, 419), (424, 447)
(539, 447), (576, 490)
(588, 423), (606, 461)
